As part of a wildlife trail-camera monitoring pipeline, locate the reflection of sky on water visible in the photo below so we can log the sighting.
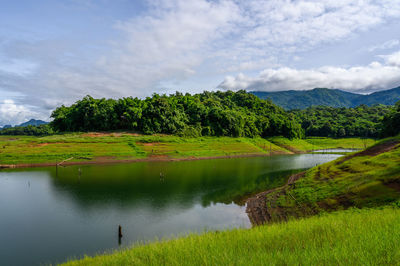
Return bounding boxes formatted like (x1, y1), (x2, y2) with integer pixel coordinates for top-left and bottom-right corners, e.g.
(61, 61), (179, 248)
(313, 149), (359, 153)
(0, 154), (341, 266)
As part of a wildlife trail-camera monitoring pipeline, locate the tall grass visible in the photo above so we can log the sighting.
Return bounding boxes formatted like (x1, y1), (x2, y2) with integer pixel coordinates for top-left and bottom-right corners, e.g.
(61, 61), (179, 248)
(63, 207), (400, 265)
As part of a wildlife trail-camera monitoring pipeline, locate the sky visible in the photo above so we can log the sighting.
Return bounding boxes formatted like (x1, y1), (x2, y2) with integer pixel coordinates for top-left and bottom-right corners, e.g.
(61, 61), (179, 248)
(1, 0), (400, 126)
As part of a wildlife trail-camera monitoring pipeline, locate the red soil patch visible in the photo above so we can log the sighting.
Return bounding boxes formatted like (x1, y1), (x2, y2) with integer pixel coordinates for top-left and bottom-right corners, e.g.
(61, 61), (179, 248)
(148, 154), (169, 158)
(35, 142), (65, 147)
(36, 143), (49, 147)
(82, 132), (141, 137)
(140, 142), (166, 146)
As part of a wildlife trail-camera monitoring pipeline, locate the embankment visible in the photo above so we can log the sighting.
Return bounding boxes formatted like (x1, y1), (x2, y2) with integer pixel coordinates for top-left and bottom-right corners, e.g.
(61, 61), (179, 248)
(0, 134), (374, 168)
(246, 137), (400, 225)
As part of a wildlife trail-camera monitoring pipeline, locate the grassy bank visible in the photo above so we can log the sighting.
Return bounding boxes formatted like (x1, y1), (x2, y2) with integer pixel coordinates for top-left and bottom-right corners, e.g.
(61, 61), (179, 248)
(63, 207), (400, 265)
(268, 136), (375, 153)
(0, 133), (374, 166)
(247, 136), (400, 225)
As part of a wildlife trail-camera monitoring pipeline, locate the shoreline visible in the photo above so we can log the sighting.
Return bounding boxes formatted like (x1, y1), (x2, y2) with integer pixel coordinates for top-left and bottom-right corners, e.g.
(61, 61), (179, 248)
(0, 151), (291, 169)
(245, 139), (400, 226)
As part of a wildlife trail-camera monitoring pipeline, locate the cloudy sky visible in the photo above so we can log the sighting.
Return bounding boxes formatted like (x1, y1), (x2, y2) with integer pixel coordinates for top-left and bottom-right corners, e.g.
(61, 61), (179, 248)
(1, 0), (400, 125)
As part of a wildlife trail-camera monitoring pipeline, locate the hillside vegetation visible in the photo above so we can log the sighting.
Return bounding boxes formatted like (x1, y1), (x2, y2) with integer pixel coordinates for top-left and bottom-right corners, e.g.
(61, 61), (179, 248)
(50, 91), (303, 138)
(247, 136), (400, 225)
(1, 91), (399, 139)
(292, 104), (392, 138)
(252, 86), (400, 109)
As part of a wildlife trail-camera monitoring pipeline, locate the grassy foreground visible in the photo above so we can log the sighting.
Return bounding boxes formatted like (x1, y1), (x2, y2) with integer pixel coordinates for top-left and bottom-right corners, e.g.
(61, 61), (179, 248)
(0, 133), (374, 166)
(63, 207), (400, 265)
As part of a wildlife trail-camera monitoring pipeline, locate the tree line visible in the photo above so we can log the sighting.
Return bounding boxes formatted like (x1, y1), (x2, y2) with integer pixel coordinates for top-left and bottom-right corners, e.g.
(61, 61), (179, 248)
(1, 91), (399, 138)
(50, 91), (304, 138)
(291, 104), (393, 138)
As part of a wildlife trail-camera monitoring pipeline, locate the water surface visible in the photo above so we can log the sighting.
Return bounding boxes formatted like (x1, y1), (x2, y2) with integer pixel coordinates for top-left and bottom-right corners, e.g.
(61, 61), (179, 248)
(0, 154), (342, 265)
(313, 149), (359, 153)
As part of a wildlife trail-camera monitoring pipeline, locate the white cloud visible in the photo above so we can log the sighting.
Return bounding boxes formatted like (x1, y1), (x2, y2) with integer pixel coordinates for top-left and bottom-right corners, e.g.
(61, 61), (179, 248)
(218, 50), (400, 92)
(2, 0), (400, 123)
(0, 99), (40, 126)
(233, 0), (400, 53)
(0, 57), (38, 76)
(384, 51), (400, 67)
(368, 39), (400, 52)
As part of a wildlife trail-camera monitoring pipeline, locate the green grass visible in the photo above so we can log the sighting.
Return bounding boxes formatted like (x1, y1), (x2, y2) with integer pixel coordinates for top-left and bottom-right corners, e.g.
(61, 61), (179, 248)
(62, 207), (400, 265)
(0, 134), (293, 165)
(261, 136), (400, 222)
(268, 136), (376, 152)
(0, 133), (375, 165)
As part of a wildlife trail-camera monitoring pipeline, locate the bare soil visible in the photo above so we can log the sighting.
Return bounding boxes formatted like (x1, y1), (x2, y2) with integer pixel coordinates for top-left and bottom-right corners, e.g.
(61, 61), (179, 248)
(0, 153), (277, 169)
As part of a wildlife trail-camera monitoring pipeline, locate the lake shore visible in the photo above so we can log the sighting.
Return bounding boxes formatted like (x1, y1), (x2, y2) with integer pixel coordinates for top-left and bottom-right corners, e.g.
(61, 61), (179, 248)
(62, 136), (400, 265)
(0, 133), (375, 169)
(246, 137), (400, 225)
(0, 152), (287, 169)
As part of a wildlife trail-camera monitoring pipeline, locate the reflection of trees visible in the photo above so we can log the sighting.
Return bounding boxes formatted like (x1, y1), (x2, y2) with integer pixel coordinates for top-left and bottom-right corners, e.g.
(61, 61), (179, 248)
(42, 157), (318, 212)
(200, 169), (305, 207)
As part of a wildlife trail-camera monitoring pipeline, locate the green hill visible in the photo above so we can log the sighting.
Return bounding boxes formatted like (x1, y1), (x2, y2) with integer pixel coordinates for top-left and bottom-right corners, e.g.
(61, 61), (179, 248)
(252, 86), (400, 109)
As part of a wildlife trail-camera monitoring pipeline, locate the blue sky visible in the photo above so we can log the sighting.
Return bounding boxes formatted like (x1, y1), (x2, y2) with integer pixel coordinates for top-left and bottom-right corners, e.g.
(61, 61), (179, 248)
(1, 0), (400, 125)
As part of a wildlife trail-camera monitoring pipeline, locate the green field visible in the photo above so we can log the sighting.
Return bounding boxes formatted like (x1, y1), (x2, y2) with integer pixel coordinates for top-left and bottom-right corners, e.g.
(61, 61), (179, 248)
(0, 134), (374, 166)
(63, 207), (400, 265)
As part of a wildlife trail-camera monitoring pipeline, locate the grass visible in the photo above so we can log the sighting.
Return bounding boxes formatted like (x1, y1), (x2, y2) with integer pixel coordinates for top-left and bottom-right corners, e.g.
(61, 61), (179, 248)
(260, 136), (400, 222)
(0, 133), (374, 165)
(62, 207), (400, 265)
(268, 136), (376, 152)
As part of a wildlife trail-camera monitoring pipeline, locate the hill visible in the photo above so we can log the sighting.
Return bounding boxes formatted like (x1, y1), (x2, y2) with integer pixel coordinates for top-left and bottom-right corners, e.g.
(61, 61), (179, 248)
(0, 119), (48, 129)
(251, 86), (400, 109)
(17, 119), (48, 127)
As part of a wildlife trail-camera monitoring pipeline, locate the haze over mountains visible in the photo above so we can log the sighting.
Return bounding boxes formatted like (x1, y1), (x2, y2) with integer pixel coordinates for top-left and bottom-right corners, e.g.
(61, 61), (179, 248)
(0, 119), (47, 129)
(251, 86), (400, 110)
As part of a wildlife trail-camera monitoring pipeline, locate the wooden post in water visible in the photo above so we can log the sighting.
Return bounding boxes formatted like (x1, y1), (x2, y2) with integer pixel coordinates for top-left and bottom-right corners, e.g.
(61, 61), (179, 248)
(118, 225), (123, 245)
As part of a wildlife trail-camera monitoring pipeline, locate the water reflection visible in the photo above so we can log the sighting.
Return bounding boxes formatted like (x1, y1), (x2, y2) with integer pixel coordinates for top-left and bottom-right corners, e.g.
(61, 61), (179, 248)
(0, 154), (342, 266)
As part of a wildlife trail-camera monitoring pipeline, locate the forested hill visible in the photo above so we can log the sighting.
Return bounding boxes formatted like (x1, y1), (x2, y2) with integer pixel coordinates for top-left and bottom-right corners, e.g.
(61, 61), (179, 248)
(50, 91), (304, 138)
(251, 86), (400, 109)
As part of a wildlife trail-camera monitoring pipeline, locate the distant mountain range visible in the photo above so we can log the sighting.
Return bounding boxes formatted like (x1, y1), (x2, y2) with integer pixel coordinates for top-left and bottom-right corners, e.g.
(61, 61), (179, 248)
(251, 86), (400, 109)
(0, 119), (48, 129)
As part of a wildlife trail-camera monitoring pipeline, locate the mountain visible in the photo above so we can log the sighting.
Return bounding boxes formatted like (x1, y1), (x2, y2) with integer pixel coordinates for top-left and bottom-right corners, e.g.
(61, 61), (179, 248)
(251, 86), (400, 109)
(1, 125), (12, 129)
(0, 119), (48, 129)
(17, 119), (48, 127)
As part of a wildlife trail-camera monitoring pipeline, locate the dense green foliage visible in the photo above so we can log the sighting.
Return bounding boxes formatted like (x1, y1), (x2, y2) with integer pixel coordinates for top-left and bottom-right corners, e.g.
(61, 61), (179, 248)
(292, 104), (392, 138)
(0, 124), (54, 136)
(2, 90), (398, 139)
(252, 86), (400, 109)
(63, 208), (400, 266)
(50, 91), (304, 138)
(382, 101), (400, 137)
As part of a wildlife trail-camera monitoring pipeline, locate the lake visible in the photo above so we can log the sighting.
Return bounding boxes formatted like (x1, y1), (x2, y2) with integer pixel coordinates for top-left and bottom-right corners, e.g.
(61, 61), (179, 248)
(0, 153), (342, 265)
